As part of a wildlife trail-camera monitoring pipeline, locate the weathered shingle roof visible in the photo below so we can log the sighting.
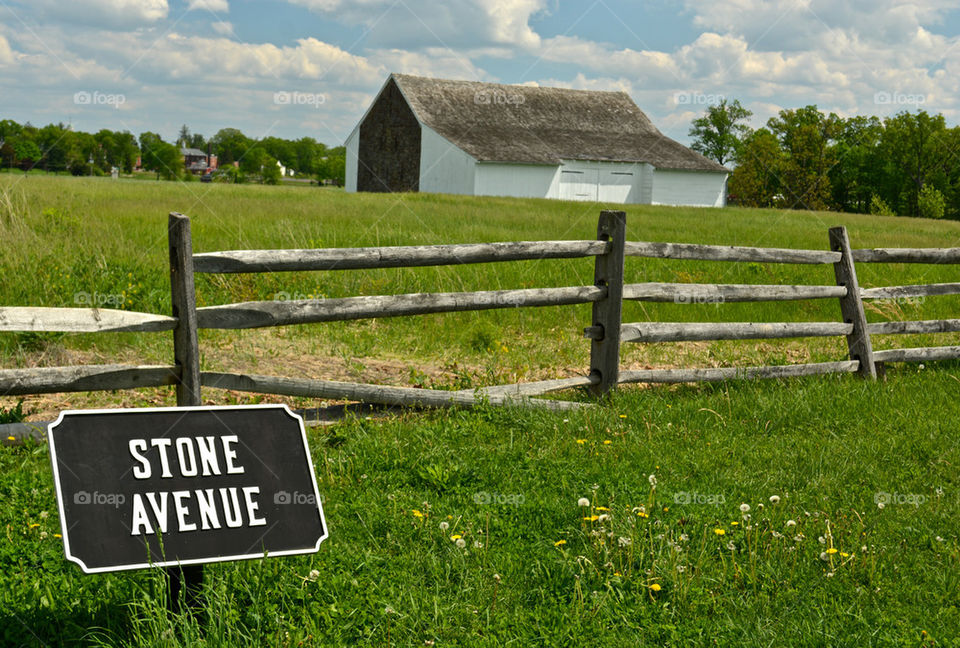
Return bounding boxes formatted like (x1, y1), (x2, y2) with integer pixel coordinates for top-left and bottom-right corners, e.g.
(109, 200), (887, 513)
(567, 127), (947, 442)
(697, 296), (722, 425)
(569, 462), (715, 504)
(390, 74), (727, 173)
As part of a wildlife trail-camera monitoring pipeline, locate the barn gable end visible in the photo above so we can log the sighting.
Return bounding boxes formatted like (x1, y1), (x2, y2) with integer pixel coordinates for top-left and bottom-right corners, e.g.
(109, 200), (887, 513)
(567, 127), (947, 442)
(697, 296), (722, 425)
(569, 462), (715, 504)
(357, 78), (421, 192)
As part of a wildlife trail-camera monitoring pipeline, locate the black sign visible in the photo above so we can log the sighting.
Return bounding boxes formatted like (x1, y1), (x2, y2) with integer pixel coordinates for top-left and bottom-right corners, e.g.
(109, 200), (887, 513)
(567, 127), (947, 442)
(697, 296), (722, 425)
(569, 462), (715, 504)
(48, 405), (328, 573)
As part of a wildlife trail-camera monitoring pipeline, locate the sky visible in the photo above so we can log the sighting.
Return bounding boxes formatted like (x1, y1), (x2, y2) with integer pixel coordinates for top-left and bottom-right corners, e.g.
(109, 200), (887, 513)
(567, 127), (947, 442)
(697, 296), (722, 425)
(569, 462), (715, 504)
(1, 0), (959, 147)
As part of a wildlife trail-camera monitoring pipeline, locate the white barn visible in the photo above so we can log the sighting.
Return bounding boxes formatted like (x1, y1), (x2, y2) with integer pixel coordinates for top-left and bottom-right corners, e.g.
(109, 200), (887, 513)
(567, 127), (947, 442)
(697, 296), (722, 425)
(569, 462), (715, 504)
(345, 74), (729, 207)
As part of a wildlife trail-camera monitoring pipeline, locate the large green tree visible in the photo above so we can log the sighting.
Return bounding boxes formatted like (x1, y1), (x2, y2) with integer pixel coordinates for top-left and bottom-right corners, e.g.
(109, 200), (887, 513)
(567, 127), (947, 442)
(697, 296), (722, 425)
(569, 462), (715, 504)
(766, 106), (839, 210)
(688, 99), (753, 166)
(728, 128), (781, 208)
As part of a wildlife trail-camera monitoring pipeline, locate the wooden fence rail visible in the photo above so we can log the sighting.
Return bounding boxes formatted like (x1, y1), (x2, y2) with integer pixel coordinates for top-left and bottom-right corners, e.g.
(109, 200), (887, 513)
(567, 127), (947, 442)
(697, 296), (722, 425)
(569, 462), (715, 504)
(2, 209), (960, 429)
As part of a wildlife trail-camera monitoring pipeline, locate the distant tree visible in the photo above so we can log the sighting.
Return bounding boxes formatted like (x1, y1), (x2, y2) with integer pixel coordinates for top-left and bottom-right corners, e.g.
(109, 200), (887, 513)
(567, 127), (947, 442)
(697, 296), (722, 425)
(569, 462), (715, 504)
(188, 132), (206, 150)
(879, 111), (952, 217)
(139, 132), (182, 180)
(689, 99), (753, 166)
(728, 128), (781, 208)
(828, 116), (883, 213)
(316, 150), (345, 186)
(177, 124), (191, 148)
(210, 128), (252, 165)
(13, 139), (42, 171)
(767, 106), (839, 210)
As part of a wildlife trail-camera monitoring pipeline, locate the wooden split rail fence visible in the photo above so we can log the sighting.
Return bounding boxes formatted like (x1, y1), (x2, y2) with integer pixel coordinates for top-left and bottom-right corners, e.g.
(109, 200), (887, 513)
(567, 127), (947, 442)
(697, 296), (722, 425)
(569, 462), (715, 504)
(2, 210), (960, 435)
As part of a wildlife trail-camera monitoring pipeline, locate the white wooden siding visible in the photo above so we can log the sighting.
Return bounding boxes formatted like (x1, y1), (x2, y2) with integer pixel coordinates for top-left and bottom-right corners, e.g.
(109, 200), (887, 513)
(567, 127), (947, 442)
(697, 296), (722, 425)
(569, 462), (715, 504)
(474, 163), (558, 198)
(419, 125), (476, 195)
(651, 169), (728, 207)
(344, 127), (359, 193)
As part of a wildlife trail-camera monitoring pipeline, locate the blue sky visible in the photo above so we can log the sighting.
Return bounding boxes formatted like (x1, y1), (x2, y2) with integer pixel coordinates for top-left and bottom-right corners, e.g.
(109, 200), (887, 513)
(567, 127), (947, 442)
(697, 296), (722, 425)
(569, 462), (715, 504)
(1, 0), (959, 147)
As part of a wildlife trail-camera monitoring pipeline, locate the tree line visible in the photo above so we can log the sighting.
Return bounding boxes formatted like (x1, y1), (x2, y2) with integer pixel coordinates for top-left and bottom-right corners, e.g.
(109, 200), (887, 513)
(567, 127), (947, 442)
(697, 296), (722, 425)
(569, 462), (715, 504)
(690, 101), (960, 219)
(0, 120), (346, 185)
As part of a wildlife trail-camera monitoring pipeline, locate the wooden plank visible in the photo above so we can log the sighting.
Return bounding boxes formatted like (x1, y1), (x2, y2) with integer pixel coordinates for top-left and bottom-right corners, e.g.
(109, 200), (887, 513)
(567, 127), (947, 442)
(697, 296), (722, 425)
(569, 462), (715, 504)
(0, 421), (49, 445)
(622, 282), (846, 303)
(624, 241), (840, 264)
(853, 248), (960, 264)
(618, 361), (860, 384)
(462, 375), (597, 398)
(867, 319), (960, 335)
(169, 213), (202, 406)
(830, 226), (876, 379)
(200, 372), (589, 411)
(0, 364), (180, 395)
(0, 307), (176, 333)
(872, 346), (960, 363)
(589, 211), (627, 396)
(619, 321), (852, 343)
(194, 240), (610, 273)
(860, 283), (960, 299)
(197, 286), (605, 329)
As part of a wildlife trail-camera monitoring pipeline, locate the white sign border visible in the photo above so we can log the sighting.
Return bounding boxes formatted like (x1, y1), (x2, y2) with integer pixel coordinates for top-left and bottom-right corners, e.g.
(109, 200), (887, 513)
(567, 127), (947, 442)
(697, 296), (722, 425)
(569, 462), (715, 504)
(47, 403), (329, 574)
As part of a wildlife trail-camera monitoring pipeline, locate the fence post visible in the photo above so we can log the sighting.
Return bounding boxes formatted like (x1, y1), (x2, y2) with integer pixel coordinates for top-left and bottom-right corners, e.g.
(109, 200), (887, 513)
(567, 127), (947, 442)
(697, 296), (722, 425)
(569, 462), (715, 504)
(167, 212), (204, 613)
(829, 226), (876, 379)
(588, 210), (627, 396)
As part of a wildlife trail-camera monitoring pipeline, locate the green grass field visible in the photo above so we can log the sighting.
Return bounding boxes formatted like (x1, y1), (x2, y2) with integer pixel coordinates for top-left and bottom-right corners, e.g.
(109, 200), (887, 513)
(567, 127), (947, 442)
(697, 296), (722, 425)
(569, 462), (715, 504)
(2, 175), (960, 646)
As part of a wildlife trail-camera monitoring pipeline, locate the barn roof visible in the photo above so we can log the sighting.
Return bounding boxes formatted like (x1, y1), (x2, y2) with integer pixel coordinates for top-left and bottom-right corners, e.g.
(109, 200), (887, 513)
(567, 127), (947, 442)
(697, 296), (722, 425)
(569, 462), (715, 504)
(390, 74), (727, 173)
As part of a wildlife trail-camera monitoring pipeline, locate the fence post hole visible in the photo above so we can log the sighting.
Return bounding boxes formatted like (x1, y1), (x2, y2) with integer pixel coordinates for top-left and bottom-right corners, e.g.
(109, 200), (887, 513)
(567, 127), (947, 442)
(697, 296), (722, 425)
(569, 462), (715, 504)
(167, 212), (204, 614)
(829, 226), (876, 379)
(588, 210), (627, 396)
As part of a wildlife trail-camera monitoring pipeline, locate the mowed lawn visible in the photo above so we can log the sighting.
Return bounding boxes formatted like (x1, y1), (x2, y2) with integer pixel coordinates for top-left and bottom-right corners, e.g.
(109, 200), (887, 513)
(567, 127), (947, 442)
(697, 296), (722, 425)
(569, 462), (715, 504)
(1, 175), (959, 646)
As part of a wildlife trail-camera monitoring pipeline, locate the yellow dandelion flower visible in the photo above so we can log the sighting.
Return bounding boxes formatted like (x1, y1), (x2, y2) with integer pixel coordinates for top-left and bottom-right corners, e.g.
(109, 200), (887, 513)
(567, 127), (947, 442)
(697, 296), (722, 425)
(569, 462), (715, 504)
(29, 524), (40, 529)
(603, 440), (612, 445)
(714, 528), (726, 536)
(618, 415), (627, 419)
(576, 439), (587, 445)
(637, 511), (649, 518)
(826, 547), (838, 555)
(583, 515), (599, 522)
(412, 509), (424, 518)
(840, 552), (850, 558)
(649, 583), (662, 592)
(554, 540), (567, 547)
(663, 507), (669, 512)
(54, 534), (61, 538)
(6, 436), (15, 441)
(595, 506), (610, 512)
(730, 521), (739, 526)
(614, 571), (622, 577)
(450, 534), (462, 541)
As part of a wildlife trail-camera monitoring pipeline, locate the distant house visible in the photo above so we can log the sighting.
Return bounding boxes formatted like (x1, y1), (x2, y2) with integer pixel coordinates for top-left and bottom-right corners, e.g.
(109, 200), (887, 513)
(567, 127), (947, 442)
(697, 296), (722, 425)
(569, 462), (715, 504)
(345, 74), (729, 207)
(181, 148), (217, 174)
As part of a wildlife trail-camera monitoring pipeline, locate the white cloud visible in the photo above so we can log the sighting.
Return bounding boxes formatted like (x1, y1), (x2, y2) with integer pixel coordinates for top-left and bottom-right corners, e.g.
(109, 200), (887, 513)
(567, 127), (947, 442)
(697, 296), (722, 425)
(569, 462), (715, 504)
(287, 0), (545, 50)
(0, 36), (14, 66)
(211, 21), (235, 36)
(31, 0), (168, 28)
(189, 0), (229, 11)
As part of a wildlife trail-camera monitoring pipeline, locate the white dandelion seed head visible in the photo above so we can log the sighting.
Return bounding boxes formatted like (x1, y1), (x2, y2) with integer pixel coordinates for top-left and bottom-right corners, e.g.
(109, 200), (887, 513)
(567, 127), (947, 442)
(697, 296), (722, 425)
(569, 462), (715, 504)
(739, 503), (750, 513)
(455, 538), (466, 549)
(726, 541), (736, 552)
(826, 571), (835, 578)
(648, 474), (657, 487)
(877, 501), (885, 510)
(786, 519), (797, 528)
(769, 495), (781, 505)
(308, 569), (320, 581)
(598, 514), (610, 523)
(680, 533), (689, 542)
(618, 536), (632, 547)
(577, 497), (591, 507)
(677, 565), (686, 573)
(439, 521), (449, 531)
(818, 536), (826, 544)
